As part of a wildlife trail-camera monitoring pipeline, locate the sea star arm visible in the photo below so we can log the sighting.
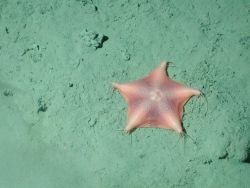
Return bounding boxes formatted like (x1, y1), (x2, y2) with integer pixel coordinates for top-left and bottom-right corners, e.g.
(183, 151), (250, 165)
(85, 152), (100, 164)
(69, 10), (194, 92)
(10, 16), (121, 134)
(147, 61), (169, 85)
(169, 83), (200, 119)
(125, 105), (149, 133)
(113, 82), (149, 133)
(112, 82), (141, 103)
(158, 111), (184, 134)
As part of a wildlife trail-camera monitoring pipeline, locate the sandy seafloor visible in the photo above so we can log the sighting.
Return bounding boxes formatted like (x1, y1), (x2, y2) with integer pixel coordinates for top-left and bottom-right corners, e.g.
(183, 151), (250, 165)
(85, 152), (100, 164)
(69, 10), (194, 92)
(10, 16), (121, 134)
(0, 0), (250, 187)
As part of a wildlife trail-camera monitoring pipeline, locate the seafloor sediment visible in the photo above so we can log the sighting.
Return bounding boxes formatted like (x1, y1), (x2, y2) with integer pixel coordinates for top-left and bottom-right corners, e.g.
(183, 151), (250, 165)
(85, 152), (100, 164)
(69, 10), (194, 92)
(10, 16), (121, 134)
(0, 0), (249, 187)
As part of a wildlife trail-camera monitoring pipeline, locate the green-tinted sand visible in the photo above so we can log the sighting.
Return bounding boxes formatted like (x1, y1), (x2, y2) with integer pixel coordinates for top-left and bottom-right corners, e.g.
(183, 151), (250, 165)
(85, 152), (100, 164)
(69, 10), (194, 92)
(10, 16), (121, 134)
(0, 0), (250, 187)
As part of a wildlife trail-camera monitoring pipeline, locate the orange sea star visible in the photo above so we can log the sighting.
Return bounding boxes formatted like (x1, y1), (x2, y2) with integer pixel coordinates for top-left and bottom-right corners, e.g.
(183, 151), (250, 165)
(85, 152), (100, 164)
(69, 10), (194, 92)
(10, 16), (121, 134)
(113, 61), (201, 134)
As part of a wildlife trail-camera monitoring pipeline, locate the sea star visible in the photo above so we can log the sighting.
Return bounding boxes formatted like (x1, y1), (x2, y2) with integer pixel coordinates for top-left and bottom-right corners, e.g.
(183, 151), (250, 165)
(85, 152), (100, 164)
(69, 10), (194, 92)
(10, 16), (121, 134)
(112, 61), (201, 134)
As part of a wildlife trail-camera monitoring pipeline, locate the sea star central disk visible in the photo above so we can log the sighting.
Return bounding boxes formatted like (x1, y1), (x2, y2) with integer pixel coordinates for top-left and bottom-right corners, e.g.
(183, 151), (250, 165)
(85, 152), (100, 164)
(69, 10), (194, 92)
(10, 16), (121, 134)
(112, 61), (201, 134)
